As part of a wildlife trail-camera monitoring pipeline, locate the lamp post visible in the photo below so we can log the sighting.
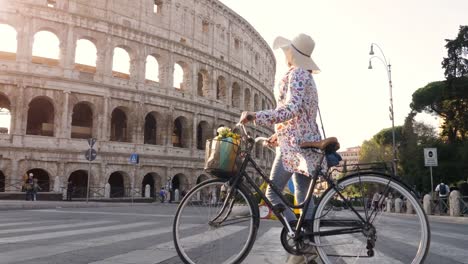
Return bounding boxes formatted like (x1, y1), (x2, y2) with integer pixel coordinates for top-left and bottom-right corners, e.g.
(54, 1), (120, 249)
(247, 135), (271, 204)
(368, 43), (397, 175)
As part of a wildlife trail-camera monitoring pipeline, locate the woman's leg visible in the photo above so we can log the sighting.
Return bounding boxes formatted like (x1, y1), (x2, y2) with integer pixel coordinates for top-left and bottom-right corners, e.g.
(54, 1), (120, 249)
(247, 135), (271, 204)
(292, 173), (314, 220)
(265, 152), (296, 222)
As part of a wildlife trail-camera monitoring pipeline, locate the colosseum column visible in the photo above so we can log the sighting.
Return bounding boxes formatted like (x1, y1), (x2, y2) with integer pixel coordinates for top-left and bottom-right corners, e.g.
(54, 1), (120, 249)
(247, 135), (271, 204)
(210, 70), (217, 99)
(165, 108), (174, 146)
(6, 159), (19, 192)
(16, 18), (33, 72)
(61, 25), (76, 78)
(99, 96), (110, 141)
(59, 91), (71, 139)
(192, 114), (198, 151)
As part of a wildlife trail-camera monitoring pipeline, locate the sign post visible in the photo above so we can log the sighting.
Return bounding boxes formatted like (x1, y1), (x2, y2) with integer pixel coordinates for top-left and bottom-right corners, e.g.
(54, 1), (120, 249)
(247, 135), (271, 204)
(129, 153), (139, 204)
(424, 148), (438, 199)
(85, 138), (97, 203)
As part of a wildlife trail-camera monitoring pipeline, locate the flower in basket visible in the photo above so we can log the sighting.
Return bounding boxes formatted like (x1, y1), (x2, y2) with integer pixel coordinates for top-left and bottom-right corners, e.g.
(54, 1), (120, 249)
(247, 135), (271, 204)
(215, 126), (240, 141)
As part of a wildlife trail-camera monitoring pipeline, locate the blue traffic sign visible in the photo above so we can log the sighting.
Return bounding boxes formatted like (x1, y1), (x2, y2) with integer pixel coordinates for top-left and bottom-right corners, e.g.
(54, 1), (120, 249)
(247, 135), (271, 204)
(85, 149), (97, 161)
(130, 153), (139, 164)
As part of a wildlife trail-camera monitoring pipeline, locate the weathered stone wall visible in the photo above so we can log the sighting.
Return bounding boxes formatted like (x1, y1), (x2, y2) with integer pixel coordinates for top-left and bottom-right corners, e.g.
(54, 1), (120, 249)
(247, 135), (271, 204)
(0, 0), (276, 196)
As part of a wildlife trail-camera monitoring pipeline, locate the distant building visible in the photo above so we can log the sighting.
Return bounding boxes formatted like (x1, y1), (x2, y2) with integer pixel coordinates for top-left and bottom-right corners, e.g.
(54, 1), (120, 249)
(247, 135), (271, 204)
(338, 146), (361, 166)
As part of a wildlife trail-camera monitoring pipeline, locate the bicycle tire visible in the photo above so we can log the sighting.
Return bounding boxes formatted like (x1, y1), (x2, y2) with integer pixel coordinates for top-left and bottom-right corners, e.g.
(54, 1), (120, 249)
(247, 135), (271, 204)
(313, 172), (430, 264)
(173, 178), (260, 264)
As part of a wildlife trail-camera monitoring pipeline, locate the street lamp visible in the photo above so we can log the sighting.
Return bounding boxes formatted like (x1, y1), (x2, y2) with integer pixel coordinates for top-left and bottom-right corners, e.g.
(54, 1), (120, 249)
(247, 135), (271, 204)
(368, 43), (397, 175)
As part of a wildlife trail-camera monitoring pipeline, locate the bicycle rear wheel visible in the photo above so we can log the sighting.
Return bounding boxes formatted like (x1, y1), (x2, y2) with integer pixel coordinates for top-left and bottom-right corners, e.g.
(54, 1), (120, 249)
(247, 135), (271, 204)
(173, 178), (259, 264)
(313, 173), (430, 264)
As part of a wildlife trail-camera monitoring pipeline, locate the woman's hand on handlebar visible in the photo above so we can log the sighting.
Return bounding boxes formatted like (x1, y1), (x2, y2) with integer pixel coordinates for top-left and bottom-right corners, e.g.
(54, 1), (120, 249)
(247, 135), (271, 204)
(266, 133), (278, 147)
(239, 111), (256, 124)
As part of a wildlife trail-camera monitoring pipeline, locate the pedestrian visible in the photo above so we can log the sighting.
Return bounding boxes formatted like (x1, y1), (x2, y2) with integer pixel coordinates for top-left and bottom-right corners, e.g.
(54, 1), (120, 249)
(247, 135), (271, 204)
(24, 173), (33, 201)
(372, 192), (381, 211)
(66, 180), (74, 201)
(159, 187), (166, 203)
(32, 177), (41, 201)
(435, 182), (450, 213)
(240, 33), (324, 262)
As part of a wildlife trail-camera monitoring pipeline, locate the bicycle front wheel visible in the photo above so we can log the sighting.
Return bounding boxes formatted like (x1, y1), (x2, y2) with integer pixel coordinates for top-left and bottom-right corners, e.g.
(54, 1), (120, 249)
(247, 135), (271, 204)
(173, 178), (259, 264)
(313, 173), (430, 264)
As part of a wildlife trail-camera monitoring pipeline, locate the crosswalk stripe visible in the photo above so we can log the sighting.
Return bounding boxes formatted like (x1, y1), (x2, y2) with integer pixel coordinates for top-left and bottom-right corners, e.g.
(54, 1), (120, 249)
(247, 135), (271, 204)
(89, 225), (247, 264)
(0, 220), (114, 235)
(0, 220), (58, 228)
(0, 222), (154, 244)
(0, 224), (199, 264)
(242, 227), (287, 264)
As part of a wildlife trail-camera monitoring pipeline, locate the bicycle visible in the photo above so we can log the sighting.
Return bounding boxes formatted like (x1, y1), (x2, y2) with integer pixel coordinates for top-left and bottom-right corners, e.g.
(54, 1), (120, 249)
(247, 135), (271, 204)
(173, 124), (430, 264)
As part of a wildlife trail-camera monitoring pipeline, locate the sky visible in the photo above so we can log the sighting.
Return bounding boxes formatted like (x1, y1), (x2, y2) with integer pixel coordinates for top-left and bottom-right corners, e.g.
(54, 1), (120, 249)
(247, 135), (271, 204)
(220, 0), (468, 149)
(1, 0), (467, 149)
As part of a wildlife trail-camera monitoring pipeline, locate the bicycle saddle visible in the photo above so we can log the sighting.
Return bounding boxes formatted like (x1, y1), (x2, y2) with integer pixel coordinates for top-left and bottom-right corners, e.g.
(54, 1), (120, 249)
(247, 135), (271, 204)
(300, 137), (340, 153)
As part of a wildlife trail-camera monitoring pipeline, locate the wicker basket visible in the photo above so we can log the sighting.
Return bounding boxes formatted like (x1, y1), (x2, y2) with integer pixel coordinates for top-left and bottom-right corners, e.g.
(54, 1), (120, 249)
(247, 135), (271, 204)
(204, 138), (241, 178)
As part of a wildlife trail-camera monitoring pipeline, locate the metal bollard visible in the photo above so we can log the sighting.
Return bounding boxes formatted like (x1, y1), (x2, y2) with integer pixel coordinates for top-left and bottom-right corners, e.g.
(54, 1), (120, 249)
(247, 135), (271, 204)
(449, 190), (461, 216)
(406, 199), (414, 214)
(105, 183), (111, 198)
(423, 194), (432, 215)
(145, 184), (151, 198)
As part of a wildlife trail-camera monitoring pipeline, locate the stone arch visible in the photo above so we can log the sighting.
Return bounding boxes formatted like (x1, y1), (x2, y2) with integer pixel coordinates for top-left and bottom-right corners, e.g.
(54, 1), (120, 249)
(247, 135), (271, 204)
(0, 170), (5, 192)
(68, 170), (88, 198)
(196, 174), (210, 184)
(172, 173), (188, 194)
(71, 102), (93, 139)
(145, 54), (160, 82)
(112, 46), (132, 79)
(172, 116), (190, 148)
(144, 111), (164, 145)
(216, 75), (227, 101)
(0, 23), (17, 60)
(110, 107), (129, 142)
(244, 88), (251, 111)
(32, 30), (60, 66)
(197, 120), (212, 150)
(197, 69), (209, 97)
(108, 171), (130, 198)
(173, 61), (190, 90)
(0, 92), (11, 134)
(26, 168), (50, 192)
(74, 38), (97, 73)
(254, 94), (259, 111)
(141, 172), (161, 198)
(231, 82), (241, 108)
(26, 97), (55, 137)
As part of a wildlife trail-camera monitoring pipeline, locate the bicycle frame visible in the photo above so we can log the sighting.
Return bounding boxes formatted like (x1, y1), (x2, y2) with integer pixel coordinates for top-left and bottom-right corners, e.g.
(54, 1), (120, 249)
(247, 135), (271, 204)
(222, 149), (379, 241)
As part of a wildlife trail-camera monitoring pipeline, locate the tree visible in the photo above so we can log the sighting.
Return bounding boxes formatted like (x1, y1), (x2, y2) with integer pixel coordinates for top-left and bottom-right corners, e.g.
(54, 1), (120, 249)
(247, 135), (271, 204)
(442, 25), (468, 79)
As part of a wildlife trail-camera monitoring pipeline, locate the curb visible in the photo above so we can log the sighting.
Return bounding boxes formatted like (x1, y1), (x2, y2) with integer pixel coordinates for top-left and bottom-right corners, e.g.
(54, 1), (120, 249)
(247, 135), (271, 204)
(0, 201), (152, 211)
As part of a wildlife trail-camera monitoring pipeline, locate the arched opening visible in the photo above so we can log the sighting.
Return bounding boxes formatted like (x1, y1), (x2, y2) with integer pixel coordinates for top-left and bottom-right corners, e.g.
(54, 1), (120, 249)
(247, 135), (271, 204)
(172, 116), (189, 148)
(32, 30), (60, 66)
(108, 172), (125, 198)
(244, 89), (251, 111)
(0, 24), (17, 60)
(197, 121), (211, 150)
(26, 169), (50, 192)
(145, 55), (159, 82)
(254, 94), (259, 111)
(173, 63), (184, 89)
(141, 173), (156, 198)
(110, 107), (128, 142)
(74, 39), (97, 73)
(231, 82), (240, 107)
(71, 102), (93, 139)
(68, 170), (88, 198)
(262, 98), (266, 110)
(0, 171), (5, 192)
(171, 173), (188, 200)
(0, 93), (11, 134)
(216, 76), (227, 101)
(197, 70), (209, 97)
(153, 0), (163, 14)
(26, 97), (55, 137)
(144, 113), (157, 145)
(112, 47), (131, 79)
(196, 174), (209, 184)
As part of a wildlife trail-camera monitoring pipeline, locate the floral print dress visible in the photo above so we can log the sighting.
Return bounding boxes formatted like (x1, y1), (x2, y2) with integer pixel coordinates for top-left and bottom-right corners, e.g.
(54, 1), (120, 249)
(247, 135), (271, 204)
(255, 66), (326, 177)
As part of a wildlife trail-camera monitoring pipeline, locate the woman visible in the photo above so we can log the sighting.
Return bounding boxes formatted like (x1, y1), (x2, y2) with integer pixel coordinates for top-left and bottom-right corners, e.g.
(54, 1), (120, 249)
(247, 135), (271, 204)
(240, 33), (325, 262)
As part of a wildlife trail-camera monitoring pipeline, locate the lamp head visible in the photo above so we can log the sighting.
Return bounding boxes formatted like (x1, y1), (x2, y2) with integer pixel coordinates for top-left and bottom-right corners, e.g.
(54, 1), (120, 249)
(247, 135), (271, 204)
(369, 44), (374, 55)
(368, 60), (373, 69)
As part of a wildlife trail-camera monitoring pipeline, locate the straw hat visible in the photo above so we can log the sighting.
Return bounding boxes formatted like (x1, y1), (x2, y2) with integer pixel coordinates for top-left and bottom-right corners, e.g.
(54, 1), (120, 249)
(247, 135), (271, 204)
(273, 33), (320, 73)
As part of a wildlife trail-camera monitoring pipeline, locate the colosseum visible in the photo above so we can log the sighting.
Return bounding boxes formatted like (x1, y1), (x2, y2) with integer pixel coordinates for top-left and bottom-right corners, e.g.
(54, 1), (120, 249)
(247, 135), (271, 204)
(0, 0), (276, 200)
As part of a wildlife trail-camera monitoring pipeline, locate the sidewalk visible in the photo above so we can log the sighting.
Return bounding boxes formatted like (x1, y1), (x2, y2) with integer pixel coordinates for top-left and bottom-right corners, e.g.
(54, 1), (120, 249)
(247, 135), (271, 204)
(0, 200), (152, 211)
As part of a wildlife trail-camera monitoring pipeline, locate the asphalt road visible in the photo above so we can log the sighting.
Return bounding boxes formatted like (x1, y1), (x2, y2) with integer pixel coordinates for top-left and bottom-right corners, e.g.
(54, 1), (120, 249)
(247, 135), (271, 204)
(0, 203), (467, 264)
